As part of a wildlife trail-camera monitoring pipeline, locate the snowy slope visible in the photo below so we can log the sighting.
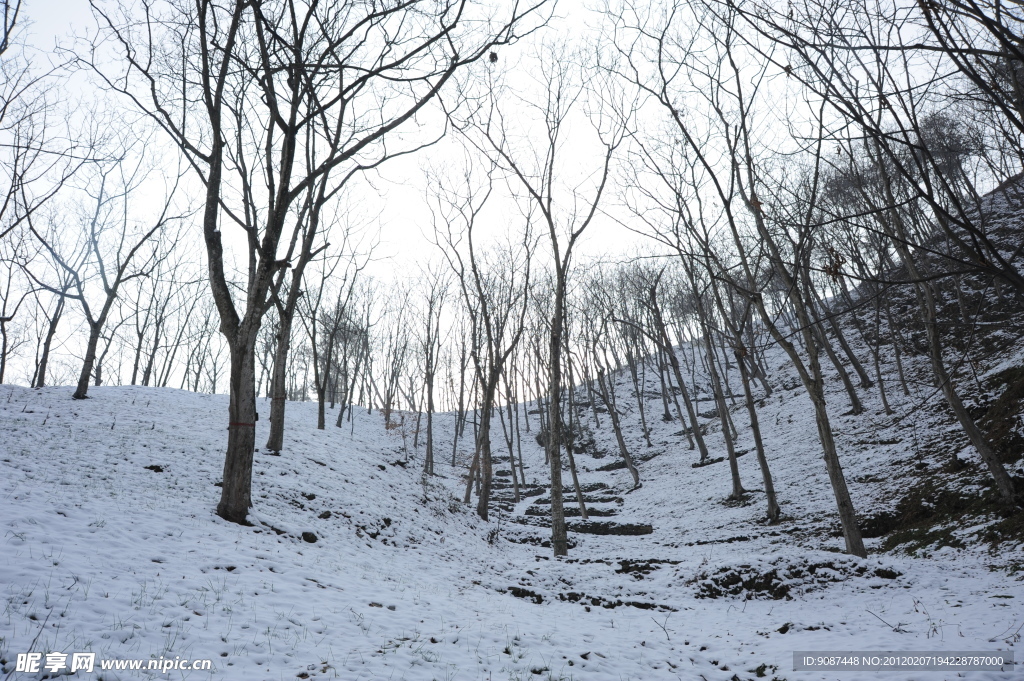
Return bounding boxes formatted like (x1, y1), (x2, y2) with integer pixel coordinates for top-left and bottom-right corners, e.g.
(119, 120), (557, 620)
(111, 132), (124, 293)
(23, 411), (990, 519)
(1, 321), (1023, 681)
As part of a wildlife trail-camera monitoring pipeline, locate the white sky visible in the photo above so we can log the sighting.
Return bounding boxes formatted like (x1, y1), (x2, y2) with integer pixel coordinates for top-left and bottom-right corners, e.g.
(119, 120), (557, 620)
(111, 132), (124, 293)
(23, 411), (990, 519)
(20, 0), (649, 287)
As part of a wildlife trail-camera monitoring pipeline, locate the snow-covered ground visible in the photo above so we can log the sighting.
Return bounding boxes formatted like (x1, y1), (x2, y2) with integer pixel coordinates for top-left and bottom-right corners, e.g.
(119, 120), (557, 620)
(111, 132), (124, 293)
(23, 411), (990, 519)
(2, 328), (1023, 680)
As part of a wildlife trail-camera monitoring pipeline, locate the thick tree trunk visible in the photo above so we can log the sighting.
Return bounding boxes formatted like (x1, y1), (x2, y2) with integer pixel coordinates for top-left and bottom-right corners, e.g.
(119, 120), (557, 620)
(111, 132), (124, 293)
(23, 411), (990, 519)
(35, 297), (65, 388)
(475, 399), (494, 520)
(737, 346), (780, 522)
(141, 321), (162, 386)
(265, 315), (293, 452)
(547, 280), (569, 557)
(809, 375), (865, 555)
(216, 338), (258, 524)
(73, 323), (102, 399)
(424, 373), (435, 475)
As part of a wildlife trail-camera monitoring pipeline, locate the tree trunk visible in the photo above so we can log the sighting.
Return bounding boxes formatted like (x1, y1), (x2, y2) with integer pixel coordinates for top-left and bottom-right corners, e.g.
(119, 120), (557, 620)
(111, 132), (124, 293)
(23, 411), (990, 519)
(811, 288), (873, 388)
(73, 322), (102, 399)
(876, 159), (1016, 503)
(697, 312), (744, 499)
(141, 319), (163, 386)
(884, 295), (912, 396)
(737, 345), (780, 522)
(597, 366), (640, 488)
(653, 305), (709, 460)
(475, 371), (499, 520)
(316, 382), (327, 429)
(870, 298), (893, 415)
(810, 310), (863, 414)
(130, 330), (145, 385)
(547, 277), (569, 557)
(35, 296), (65, 388)
(656, 349), (673, 420)
(464, 444), (480, 504)
(424, 372), (435, 475)
(265, 315), (293, 452)
(497, 391), (520, 502)
(661, 353), (694, 449)
(919, 280), (1016, 502)
(733, 193), (866, 556)
(216, 337), (258, 524)
(0, 322), (7, 384)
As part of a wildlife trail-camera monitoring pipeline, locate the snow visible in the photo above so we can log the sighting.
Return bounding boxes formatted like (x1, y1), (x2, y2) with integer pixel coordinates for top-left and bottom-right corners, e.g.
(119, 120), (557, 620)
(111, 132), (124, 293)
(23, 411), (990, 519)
(1, 327), (1022, 681)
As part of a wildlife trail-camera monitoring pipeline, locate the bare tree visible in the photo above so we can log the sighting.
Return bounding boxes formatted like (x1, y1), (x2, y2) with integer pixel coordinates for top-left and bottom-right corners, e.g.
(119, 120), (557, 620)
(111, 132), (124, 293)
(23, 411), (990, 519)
(450, 44), (633, 553)
(1, 0), (79, 246)
(25, 122), (184, 400)
(606, 0), (866, 555)
(578, 281), (641, 488)
(302, 237), (368, 431)
(731, 0), (1020, 504)
(433, 161), (534, 520)
(87, 0), (552, 524)
(417, 261), (452, 476)
(0, 227), (35, 382)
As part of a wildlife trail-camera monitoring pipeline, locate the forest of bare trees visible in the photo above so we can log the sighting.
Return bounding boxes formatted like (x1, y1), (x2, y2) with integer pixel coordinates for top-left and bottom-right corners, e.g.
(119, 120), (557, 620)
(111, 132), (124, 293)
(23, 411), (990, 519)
(2, 0), (1023, 558)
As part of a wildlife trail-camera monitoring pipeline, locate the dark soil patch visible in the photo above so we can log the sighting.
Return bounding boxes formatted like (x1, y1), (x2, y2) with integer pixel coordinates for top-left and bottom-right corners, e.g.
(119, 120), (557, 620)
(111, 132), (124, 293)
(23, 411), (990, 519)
(504, 586), (544, 604)
(981, 366), (1024, 464)
(557, 591), (676, 612)
(876, 476), (1024, 553)
(588, 495), (625, 504)
(686, 535), (751, 546)
(691, 558), (901, 600)
(616, 558), (681, 578)
(524, 506), (618, 517)
(504, 533), (578, 550)
(858, 511), (899, 539)
(597, 460), (627, 472)
(569, 521), (653, 536)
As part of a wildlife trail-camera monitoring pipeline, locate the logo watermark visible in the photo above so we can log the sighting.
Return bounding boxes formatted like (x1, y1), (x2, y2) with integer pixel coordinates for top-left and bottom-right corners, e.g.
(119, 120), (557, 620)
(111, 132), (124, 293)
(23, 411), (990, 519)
(14, 652), (214, 674)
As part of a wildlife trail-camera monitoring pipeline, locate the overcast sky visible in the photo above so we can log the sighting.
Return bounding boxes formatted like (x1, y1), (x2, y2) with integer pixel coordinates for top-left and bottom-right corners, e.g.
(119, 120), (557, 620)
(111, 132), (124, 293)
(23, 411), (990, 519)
(18, 0), (647, 286)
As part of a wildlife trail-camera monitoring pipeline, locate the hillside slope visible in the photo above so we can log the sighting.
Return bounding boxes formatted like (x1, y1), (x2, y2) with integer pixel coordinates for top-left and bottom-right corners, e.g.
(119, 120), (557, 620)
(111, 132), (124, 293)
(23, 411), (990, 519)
(1, 316), (1023, 681)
